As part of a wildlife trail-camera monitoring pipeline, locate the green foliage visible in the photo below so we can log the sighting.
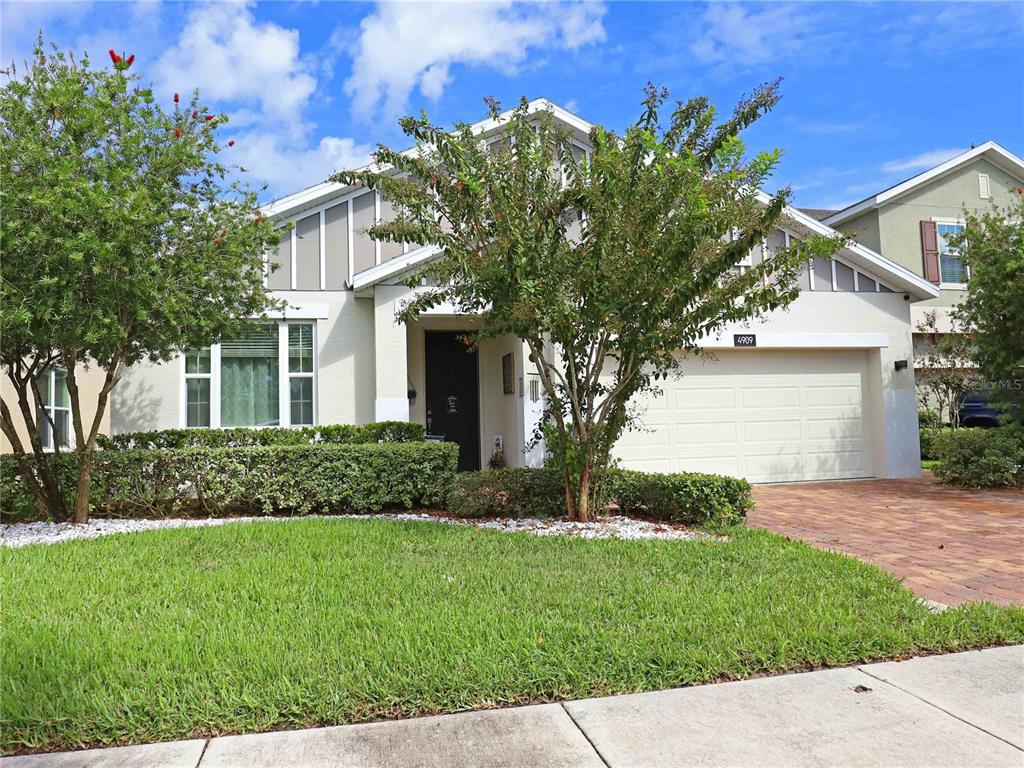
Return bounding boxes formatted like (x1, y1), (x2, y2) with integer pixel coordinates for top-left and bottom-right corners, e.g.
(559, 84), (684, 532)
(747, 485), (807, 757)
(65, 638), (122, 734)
(449, 468), (568, 518)
(932, 426), (1024, 488)
(0, 38), (280, 522)
(919, 427), (948, 462)
(610, 470), (752, 527)
(950, 191), (1024, 388)
(913, 310), (976, 428)
(97, 421), (426, 450)
(918, 409), (942, 429)
(5, 520), (1023, 753)
(447, 466), (752, 527)
(1, 443), (458, 520)
(334, 85), (843, 520)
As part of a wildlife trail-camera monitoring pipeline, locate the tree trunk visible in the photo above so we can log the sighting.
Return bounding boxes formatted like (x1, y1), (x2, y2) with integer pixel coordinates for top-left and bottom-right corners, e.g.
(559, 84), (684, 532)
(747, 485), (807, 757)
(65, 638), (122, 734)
(577, 462), (593, 522)
(72, 448), (93, 524)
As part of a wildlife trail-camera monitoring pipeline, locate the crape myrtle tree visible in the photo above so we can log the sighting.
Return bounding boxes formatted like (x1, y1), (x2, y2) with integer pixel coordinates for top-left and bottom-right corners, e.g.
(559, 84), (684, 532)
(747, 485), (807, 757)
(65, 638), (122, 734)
(914, 310), (975, 427)
(1, 40), (279, 523)
(336, 83), (842, 521)
(949, 189), (1024, 396)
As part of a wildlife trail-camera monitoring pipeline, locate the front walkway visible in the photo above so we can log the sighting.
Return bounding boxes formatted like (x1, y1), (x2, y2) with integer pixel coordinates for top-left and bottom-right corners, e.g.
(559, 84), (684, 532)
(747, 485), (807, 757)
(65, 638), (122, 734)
(750, 475), (1024, 606)
(8, 646), (1022, 767)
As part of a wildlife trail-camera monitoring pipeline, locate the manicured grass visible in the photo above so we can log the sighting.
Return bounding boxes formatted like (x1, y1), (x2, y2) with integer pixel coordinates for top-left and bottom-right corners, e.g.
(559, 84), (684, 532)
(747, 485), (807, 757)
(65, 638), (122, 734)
(3, 519), (1022, 754)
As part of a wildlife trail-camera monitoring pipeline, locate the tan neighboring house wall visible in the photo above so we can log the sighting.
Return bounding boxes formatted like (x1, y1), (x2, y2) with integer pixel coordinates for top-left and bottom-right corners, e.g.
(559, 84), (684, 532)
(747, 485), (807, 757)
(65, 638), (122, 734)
(1, 362), (111, 453)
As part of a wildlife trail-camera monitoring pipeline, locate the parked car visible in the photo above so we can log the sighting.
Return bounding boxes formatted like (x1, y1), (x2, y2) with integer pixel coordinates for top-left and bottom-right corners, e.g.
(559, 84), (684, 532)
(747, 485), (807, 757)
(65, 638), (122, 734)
(957, 390), (1023, 428)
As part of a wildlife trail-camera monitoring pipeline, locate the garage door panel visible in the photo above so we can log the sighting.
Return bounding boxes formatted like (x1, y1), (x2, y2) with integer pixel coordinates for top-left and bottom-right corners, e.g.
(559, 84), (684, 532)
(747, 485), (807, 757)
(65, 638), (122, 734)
(673, 387), (735, 409)
(741, 387), (800, 408)
(671, 456), (741, 476)
(742, 420), (801, 442)
(804, 384), (861, 407)
(613, 350), (874, 483)
(806, 417), (862, 440)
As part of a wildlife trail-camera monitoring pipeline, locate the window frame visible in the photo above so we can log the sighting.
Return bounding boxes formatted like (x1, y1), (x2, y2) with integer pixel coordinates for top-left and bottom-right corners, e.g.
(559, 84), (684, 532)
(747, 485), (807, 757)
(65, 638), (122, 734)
(37, 367), (72, 451)
(933, 218), (969, 289)
(180, 321), (317, 429)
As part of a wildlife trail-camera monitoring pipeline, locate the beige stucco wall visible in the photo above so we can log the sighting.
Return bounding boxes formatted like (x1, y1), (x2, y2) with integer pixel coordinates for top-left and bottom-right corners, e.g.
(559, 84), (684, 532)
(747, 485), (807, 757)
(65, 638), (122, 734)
(1, 362), (111, 453)
(111, 290), (376, 434)
(876, 158), (1019, 309)
(836, 209), (882, 254)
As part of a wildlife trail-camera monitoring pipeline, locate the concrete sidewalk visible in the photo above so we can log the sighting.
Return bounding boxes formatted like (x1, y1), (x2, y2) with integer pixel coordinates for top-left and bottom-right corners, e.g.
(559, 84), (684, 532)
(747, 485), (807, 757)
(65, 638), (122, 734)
(7, 645), (1023, 768)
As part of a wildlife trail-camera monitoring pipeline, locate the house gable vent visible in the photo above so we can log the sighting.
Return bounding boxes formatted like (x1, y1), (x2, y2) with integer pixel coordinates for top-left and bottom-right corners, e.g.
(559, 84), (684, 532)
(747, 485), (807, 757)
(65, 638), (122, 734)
(978, 172), (991, 199)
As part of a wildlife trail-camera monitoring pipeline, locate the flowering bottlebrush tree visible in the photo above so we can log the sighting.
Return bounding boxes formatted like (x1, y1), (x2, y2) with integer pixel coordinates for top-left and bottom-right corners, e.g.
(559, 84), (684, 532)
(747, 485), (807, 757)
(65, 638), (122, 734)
(0, 39), (280, 522)
(336, 84), (843, 521)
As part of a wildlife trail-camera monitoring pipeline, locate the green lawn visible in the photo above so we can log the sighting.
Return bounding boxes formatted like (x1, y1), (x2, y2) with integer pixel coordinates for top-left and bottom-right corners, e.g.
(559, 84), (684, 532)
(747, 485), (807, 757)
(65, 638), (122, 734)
(3, 519), (1023, 754)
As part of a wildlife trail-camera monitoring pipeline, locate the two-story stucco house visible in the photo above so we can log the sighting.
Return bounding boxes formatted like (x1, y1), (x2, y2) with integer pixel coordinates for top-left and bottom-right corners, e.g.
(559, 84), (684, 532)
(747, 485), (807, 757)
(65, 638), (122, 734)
(820, 142), (1024, 354)
(110, 99), (942, 483)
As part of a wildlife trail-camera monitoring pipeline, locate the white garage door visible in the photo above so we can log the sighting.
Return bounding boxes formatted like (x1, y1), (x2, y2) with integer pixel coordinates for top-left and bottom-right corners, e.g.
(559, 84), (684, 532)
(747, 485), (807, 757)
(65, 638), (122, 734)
(613, 350), (874, 483)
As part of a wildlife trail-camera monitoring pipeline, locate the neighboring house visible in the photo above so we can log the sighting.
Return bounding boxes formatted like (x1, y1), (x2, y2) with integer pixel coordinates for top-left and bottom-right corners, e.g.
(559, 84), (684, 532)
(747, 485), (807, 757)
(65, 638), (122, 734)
(0, 363), (111, 453)
(110, 99), (941, 483)
(818, 142), (1024, 372)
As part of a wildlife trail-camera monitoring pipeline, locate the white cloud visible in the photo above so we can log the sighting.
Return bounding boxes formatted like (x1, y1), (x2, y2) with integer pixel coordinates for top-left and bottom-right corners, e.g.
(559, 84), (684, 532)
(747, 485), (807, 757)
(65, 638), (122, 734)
(690, 3), (820, 66)
(345, 1), (606, 120)
(154, 3), (316, 135)
(148, 2), (371, 197)
(231, 133), (372, 196)
(882, 148), (967, 174)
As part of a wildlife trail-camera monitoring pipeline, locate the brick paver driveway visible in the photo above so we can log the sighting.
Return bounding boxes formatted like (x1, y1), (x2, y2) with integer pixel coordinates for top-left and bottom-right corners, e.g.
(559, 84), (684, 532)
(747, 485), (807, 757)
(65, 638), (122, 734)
(750, 475), (1024, 607)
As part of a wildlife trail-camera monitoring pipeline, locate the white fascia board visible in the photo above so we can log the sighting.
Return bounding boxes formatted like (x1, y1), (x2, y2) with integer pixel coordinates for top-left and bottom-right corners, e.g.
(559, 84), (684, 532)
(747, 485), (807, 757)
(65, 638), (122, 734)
(263, 98), (594, 222)
(699, 332), (889, 349)
(352, 245), (442, 296)
(765, 194), (940, 300)
(823, 141), (1024, 226)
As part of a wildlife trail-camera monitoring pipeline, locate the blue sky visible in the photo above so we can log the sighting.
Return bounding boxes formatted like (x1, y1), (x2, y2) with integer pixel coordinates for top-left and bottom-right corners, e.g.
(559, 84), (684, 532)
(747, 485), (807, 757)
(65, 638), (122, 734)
(3, 1), (1023, 208)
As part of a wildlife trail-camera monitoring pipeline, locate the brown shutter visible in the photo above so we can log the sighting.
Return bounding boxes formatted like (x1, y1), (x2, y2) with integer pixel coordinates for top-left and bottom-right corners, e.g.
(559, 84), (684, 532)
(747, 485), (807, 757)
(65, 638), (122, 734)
(920, 220), (940, 284)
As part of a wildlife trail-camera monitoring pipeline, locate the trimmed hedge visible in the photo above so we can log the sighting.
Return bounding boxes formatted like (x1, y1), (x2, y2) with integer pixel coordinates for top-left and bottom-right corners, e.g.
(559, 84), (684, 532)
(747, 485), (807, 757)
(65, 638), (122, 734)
(449, 466), (752, 527)
(611, 469), (752, 527)
(932, 426), (1024, 488)
(96, 421), (425, 451)
(1, 442), (458, 520)
(450, 468), (568, 519)
(919, 426), (948, 462)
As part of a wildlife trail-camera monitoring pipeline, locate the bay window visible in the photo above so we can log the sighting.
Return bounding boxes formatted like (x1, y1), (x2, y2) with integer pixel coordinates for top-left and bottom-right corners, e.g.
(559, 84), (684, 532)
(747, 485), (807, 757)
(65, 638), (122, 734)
(184, 322), (316, 428)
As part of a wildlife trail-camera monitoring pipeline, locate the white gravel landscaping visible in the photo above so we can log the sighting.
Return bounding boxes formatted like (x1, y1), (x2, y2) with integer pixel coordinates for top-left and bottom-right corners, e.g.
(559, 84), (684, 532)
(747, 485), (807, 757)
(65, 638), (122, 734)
(1, 512), (720, 548)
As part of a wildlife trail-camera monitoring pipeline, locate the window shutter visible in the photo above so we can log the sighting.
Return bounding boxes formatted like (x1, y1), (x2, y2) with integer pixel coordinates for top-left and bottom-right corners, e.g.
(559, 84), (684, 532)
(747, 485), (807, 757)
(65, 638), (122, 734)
(978, 173), (991, 199)
(920, 220), (940, 284)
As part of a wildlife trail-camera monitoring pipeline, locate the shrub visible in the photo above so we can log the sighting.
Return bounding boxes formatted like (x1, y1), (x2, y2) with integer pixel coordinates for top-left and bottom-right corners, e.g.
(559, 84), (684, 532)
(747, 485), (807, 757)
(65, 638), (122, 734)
(610, 470), (752, 527)
(96, 421), (425, 451)
(449, 468), (567, 518)
(919, 427), (949, 461)
(1, 442), (457, 520)
(932, 426), (1024, 488)
(448, 466), (752, 527)
(918, 409), (942, 429)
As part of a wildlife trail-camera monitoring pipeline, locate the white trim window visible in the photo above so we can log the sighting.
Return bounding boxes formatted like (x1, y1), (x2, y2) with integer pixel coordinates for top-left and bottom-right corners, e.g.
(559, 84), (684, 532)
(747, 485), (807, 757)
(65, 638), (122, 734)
(37, 368), (71, 450)
(935, 221), (968, 287)
(183, 321), (316, 429)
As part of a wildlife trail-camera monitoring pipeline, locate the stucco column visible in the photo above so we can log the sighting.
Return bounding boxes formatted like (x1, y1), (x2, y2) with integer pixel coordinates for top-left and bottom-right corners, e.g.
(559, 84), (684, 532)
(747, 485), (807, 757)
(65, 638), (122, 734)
(373, 284), (410, 422)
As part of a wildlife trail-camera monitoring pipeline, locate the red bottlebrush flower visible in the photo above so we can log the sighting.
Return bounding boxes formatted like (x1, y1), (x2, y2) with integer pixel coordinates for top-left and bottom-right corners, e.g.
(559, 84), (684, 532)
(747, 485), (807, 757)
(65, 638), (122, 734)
(1017, 186), (1023, 194)
(174, 128), (182, 139)
(204, 115), (214, 122)
(108, 49), (122, 64)
(173, 92), (180, 104)
(227, 139), (235, 147)
(125, 54), (135, 67)
(254, 215), (263, 223)
(192, 110), (199, 119)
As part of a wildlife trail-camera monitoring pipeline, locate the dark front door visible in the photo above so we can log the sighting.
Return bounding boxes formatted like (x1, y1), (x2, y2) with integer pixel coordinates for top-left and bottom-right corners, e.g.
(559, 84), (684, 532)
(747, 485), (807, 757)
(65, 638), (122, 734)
(425, 331), (481, 471)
